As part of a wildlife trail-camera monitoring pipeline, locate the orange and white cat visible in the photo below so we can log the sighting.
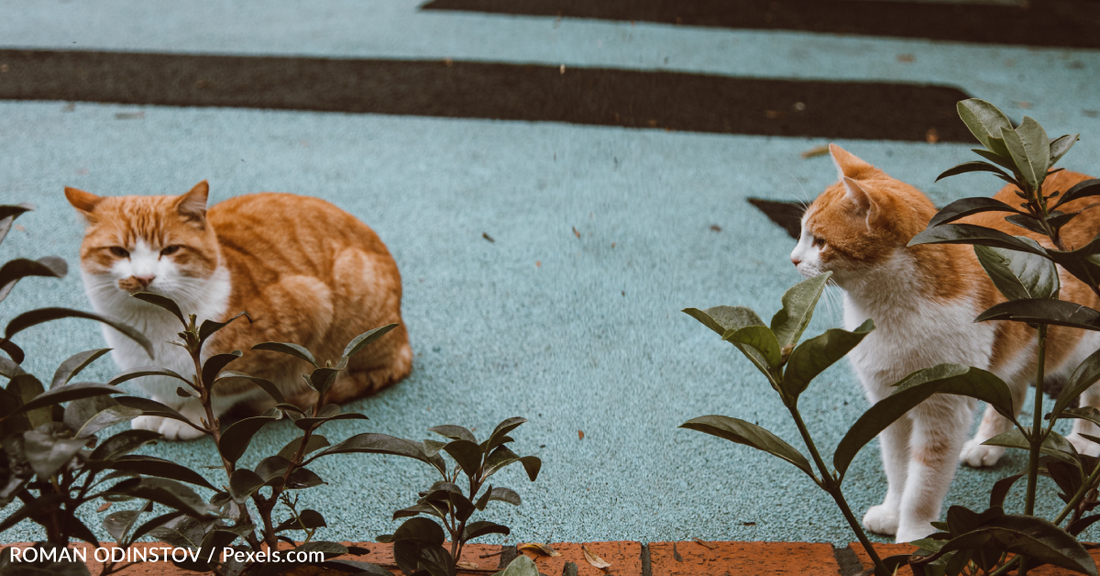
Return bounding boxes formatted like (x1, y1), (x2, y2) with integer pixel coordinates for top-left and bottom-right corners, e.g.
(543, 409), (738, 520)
(791, 145), (1100, 542)
(66, 181), (412, 441)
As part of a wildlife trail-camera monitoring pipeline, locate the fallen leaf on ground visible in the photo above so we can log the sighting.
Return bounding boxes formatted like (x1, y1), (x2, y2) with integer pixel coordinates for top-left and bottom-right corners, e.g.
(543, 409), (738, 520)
(692, 538), (716, 550)
(582, 545), (611, 570)
(578, 430), (585, 440)
(97, 502), (111, 512)
(456, 562), (478, 569)
(572, 226), (581, 238)
(518, 542), (560, 557)
(800, 145), (829, 159)
(925, 128), (939, 144)
(483, 232), (495, 243)
(709, 224), (722, 232)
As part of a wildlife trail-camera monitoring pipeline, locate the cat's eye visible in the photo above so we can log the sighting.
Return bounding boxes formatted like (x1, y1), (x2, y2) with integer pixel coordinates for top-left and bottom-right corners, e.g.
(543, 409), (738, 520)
(109, 247), (130, 258)
(160, 245), (181, 256)
(812, 237), (826, 249)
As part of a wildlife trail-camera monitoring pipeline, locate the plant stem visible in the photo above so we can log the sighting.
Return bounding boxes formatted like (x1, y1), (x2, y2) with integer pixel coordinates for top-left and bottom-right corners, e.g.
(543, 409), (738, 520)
(788, 405), (890, 576)
(1018, 324), (1049, 576)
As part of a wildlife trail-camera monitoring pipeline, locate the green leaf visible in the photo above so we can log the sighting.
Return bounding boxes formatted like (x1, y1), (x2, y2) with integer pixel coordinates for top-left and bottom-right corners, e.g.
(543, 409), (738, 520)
(342, 324), (398, 359)
(990, 473), (1026, 509)
(1053, 179), (1100, 210)
(218, 416), (277, 465)
(114, 396), (192, 426)
(935, 161), (1013, 183)
(0, 257), (67, 303)
(130, 292), (186, 326)
(974, 240), (1059, 301)
(107, 366), (192, 387)
(0, 203), (35, 246)
(109, 455), (217, 490)
(519, 455), (541, 481)
(681, 415), (814, 478)
(983, 428), (1079, 467)
(89, 429), (162, 463)
(1052, 348), (1100, 422)
(104, 501), (152, 543)
(5, 308), (154, 360)
(1001, 118), (1050, 193)
(201, 351), (242, 388)
(308, 367), (341, 396)
(1004, 213), (1049, 236)
(0, 339), (24, 364)
(491, 555), (541, 576)
(0, 493), (66, 535)
(8, 381), (125, 418)
(429, 424), (478, 443)
(1046, 233), (1100, 289)
(115, 477), (215, 518)
(1049, 134), (1079, 168)
(306, 433), (446, 475)
(971, 148), (1021, 174)
(957, 99), (1014, 156)
(462, 520), (510, 542)
(975, 299), (1100, 331)
(725, 325), (782, 368)
(488, 486), (521, 506)
(198, 311), (250, 345)
(937, 515), (1097, 576)
(782, 319), (873, 401)
(443, 439), (483, 478)
(252, 341), (317, 367)
(927, 197), (1021, 228)
(286, 467), (324, 489)
(6, 373), (48, 430)
(908, 224), (1049, 256)
(51, 348), (111, 389)
(684, 306), (774, 383)
(392, 517), (446, 545)
(483, 417), (526, 453)
(833, 364), (1015, 477)
(293, 410), (368, 431)
(393, 503), (446, 521)
(24, 428), (90, 477)
(229, 469), (265, 503)
(277, 434), (331, 461)
(214, 370), (285, 404)
(74, 404), (143, 438)
(274, 509), (327, 533)
(770, 272), (831, 352)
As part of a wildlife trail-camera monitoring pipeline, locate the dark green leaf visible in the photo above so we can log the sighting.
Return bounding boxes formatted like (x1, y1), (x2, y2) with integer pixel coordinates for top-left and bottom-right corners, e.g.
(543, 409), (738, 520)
(104, 500), (152, 543)
(443, 439), (484, 478)
(286, 467), (324, 489)
(198, 311), (250, 344)
(200, 351), (241, 388)
(974, 239), (1059, 301)
(114, 396), (192, 426)
(24, 429), (89, 477)
(1052, 348), (1100, 422)
(0, 493), (65, 534)
(681, 415), (813, 478)
(51, 348), (111, 389)
(255, 455), (291, 483)
(342, 324), (398, 359)
(1046, 233), (1100, 289)
(117, 477), (215, 518)
(908, 224), (1048, 255)
(1068, 515), (1100, 537)
(937, 515), (1096, 576)
(306, 433), (446, 475)
(229, 469), (265, 503)
(834, 364), (1015, 477)
(107, 366), (191, 387)
(6, 373), (48, 430)
(429, 424), (478, 443)
(1050, 134), (1079, 167)
(0, 339), (24, 364)
(213, 370), (285, 404)
(10, 381), (125, 417)
(308, 367), (341, 395)
(984, 428), (1079, 467)
(393, 503), (446, 521)
(109, 455), (217, 490)
(935, 161), (1013, 183)
(5, 308), (153, 359)
(971, 148), (1020, 173)
(990, 474), (1025, 509)
(392, 517), (446, 545)
(0, 203), (36, 246)
(685, 305), (775, 383)
(488, 486), (521, 506)
(277, 434), (330, 461)
(126, 510), (187, 547)
(725, 325), (781, 368)
(782, 319), (873, 401)
(484, 417), (526, 453)
(491, 555), (540, 576)
(274, 509), (327, 533)
(130, 292), (185, 325)
(89, 429), (161, 463)
(957, 99), (1014, 156)
(1002, 119), (1050, 193)
(218, 416), (277, 465)
(294, 411), (368, 431)
(518, 456), (540, 481)
(0, 257), (67, 303)
(927, 197), (1021, 228)
(975, 298), (1100, 331)
(462, 520), (510, 542)
(252, 341), (317, 367)
(74, 404), (143, 438)
(1004, 214), (1049, 236)
(1054, 179), (1100, 210)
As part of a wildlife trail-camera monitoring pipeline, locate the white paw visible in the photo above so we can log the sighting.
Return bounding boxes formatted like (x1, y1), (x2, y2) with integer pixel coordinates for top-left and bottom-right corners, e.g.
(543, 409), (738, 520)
(895, 521), (935, 544)
(1067, 433), (1100, 457)
(960, 439), (1004, 468)
(862, 504), (899, 536)
(131, 401), (207, 441)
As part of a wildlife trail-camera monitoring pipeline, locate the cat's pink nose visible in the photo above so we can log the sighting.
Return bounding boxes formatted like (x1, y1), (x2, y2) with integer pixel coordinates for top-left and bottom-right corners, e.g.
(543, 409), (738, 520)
(134, 275), (155, 288)
(791, 256), (801, 266)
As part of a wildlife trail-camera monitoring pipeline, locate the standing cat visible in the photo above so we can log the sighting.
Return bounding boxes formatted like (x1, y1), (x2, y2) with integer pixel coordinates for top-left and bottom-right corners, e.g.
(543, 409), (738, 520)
(790, 144), (1100, 542)
(66, 181), (412, 441)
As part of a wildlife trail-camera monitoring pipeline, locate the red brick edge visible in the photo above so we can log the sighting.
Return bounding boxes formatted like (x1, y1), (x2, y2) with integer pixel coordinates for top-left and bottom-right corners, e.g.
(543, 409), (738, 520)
(2, 540), (1095, 575)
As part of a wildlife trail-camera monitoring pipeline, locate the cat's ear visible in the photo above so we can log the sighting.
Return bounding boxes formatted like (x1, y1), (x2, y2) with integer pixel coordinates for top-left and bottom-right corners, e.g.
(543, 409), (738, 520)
(829, 144), (873, 180)
(842, 177), (883, 226)
(175, 181), (209, 226)
(64, 187), (104, 220)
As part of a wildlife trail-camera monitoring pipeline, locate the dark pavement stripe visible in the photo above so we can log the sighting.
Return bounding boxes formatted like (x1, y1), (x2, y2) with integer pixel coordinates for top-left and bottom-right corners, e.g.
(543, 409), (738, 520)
(421, 0), (1100, 49)
(0, 49), (970, 142)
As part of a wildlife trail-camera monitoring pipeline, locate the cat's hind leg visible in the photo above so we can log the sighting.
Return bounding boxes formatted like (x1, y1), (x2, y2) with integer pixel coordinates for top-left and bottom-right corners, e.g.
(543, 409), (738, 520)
(324, 329), (413, 405)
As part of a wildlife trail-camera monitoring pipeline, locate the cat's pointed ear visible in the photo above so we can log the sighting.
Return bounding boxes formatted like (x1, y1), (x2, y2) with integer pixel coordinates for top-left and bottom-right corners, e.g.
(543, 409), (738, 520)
(843, 176), (884, 227)
(829, 144), (873, 180)
(175, 181), (209, 225)
(65, 187), (104, 220)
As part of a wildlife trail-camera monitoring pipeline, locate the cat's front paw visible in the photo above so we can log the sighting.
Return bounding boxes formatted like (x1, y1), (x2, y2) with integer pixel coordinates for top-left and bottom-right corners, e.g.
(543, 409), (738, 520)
(960, 439), (1004, 468)
(1067, 433), (1100, 457)
(895, 521), (935, 544)
(862, 504), (899, 536)
(131, 401), (207, 441)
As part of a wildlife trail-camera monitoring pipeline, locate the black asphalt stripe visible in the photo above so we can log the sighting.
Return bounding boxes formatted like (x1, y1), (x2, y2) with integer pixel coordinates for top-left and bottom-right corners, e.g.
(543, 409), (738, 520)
(0, 49), (970, 142)
(421, 0), (1100, 49)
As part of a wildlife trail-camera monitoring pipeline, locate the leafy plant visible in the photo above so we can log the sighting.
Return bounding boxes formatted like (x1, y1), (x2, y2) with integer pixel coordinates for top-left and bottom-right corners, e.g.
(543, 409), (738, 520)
(0, 204), (219, 576)
(376, 417), (542, 576)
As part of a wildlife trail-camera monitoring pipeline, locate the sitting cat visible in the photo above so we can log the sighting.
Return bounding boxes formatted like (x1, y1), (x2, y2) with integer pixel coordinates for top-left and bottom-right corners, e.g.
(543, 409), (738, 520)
(66, 181), (412, 441)
(790, 144), (1100, 542)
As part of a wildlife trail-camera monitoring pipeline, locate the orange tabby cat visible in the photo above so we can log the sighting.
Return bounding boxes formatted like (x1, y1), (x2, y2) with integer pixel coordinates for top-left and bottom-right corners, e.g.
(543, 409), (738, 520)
(790, 145), (1100, 542)
(66, 181), (412, 441)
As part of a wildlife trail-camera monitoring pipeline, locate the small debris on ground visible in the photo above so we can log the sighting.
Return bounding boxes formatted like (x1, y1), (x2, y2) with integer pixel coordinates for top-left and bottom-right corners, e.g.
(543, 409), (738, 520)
(482, 232), (495, 243)
(518, 543), (560, 557)
(1017, 101), (1033, 109)
(1085, 110), (1099, 118)
(581, 545), (612, 570)
(800, 145), (830, 159)
(456, 562), (478, 569)
(672, 543), (683, 562)
(897, 54), (915, 63)
(925, 128), (939, 144)
(115, 111), (144, 120)
(709, 224), (722, 232)
(572, 226), (581, 238)
(692, 538), (716, 550)
(578, 430), (584, 440)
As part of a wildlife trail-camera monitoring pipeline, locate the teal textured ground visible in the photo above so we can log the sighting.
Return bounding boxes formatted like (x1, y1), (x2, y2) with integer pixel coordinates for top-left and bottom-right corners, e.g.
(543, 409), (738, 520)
(1, 0), (1100, 547)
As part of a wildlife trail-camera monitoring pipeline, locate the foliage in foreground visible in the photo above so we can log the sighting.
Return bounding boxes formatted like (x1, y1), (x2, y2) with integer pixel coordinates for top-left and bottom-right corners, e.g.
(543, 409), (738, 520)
(683, 99), (1100, 576)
